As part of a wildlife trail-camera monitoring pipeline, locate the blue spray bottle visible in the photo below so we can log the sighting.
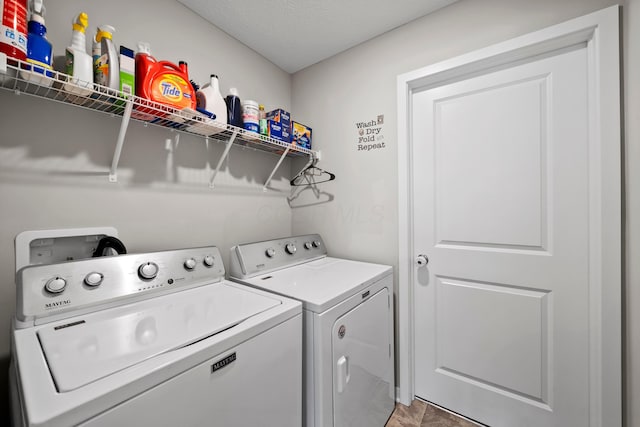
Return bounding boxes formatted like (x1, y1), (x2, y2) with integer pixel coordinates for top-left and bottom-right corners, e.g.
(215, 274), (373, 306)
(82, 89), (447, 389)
(23, 0), (53, 85)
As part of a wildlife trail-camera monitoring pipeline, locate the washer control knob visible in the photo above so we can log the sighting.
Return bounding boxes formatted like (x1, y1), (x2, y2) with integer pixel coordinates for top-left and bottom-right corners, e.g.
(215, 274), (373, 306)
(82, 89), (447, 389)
(285, 243), (297, 255)
(184, 258), (197, 270)
(304, 242), (312, 250)
(203, 255), (215, 267)
(312, 240), (321, 248)
(138, 262), (159, 280)
(84, 272), (104, 287)
(45, 277), (67, 294)
(265, 248), (276, 258)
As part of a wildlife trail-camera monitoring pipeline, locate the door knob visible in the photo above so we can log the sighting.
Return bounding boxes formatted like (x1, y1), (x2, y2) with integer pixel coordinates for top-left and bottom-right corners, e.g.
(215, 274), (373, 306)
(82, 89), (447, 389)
(416, 254), (429, 267)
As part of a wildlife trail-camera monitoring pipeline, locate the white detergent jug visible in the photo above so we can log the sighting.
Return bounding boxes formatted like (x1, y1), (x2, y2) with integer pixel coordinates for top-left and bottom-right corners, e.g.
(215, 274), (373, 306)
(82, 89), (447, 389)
(197, 74), (228, 131)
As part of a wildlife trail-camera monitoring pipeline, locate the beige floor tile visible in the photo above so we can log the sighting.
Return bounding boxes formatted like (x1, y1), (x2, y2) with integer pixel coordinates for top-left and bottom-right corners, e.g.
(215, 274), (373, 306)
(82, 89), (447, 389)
(386, 399), (479, 427)
(385, 400), (427, 427)
(420, 403), (479, 427)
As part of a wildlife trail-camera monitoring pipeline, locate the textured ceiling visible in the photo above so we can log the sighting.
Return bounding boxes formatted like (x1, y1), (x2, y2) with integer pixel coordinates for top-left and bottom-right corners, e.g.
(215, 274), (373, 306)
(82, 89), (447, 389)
(177, 0), (457, 73)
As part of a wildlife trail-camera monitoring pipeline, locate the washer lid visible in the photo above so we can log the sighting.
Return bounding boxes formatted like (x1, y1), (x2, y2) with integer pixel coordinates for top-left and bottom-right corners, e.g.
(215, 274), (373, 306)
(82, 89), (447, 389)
(37, 282), (281, 392)
(233, 257), (392, 313)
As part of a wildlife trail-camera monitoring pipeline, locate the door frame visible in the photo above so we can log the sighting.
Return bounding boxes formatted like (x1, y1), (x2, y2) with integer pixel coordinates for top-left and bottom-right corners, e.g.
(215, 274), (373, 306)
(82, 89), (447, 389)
(396, 5), (621, 425)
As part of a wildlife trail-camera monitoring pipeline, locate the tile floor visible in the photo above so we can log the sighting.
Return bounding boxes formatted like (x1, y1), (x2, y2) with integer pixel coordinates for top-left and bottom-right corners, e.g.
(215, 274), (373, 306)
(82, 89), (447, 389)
(385, 399), (481, 427)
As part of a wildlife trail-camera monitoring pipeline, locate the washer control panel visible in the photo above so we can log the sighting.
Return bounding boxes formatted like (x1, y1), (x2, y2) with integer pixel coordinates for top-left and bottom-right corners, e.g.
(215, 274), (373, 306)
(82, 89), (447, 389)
(229, 234), (327, 278)
(16, 246), (225, 327)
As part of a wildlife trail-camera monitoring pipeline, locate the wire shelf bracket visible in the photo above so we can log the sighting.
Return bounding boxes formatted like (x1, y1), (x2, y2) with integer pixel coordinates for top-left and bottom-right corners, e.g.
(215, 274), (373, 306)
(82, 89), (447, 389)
(263, 145), (292, 191)
(109, 98), (134, 182)
(209, 129), (238, 188)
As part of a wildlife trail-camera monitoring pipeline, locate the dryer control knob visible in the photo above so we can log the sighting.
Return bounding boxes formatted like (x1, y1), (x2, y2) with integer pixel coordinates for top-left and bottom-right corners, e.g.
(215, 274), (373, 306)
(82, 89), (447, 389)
(84, 272), (104, 287)
(304, 242), (312, 250)
(285, 243), (297, 255)
(184, 258), (197, 270)
(203, 255), (215, 267)
(312, 240), (321, 248)
(45, 277), (67, 294)
(138, 262), (159, 280)
(265, 248), (276, 258)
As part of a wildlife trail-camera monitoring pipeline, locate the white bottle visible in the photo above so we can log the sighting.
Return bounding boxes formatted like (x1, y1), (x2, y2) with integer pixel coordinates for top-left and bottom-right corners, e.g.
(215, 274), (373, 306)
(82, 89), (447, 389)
(196, 74), (228, 130)
(64, 12), (92, 95)
(92, 24), (119, 90)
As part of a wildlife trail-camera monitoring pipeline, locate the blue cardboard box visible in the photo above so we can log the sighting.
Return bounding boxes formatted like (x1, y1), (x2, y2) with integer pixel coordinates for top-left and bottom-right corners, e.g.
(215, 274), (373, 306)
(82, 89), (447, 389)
(267, 108), (291, 143)
(268, 120), (291, 143)
(292, 121), (312, 150)
(267, 108), (291, 128)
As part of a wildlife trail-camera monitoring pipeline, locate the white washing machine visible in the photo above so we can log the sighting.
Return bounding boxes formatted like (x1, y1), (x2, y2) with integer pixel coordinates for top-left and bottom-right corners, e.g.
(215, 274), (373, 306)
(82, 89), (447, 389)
(10, 231), (302, 427)
(229, 234), (395, 427)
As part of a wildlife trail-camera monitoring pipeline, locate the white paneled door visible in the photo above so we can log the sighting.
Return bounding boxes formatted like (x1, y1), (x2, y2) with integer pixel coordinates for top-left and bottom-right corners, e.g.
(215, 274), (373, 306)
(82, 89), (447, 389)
(407, 11), (621, 427)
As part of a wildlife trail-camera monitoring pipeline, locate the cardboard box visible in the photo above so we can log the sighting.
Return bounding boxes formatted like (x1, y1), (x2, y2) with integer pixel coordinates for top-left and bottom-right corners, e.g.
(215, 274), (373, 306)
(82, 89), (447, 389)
(268, 120), (291, 143)
(292, 121), (312, 150)
(119, 46), (135, 97)
(266, 108), (291, 128)
(267, 108), (291, 142)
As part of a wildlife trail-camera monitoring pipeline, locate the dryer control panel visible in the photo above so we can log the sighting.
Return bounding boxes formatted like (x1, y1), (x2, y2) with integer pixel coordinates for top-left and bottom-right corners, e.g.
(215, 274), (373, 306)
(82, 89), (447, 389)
(229, 234), (327, 278)
(15, 246), (225, 327)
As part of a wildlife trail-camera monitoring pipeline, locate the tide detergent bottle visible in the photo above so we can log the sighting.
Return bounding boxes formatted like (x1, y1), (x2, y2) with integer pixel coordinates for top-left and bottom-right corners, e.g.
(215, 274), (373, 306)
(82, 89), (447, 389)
(135, 42), (196, 118)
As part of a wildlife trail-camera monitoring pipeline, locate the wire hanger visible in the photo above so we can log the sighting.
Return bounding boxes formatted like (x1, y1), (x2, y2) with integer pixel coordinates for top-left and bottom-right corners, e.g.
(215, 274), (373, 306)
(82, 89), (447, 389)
(290, 155), (336, 186)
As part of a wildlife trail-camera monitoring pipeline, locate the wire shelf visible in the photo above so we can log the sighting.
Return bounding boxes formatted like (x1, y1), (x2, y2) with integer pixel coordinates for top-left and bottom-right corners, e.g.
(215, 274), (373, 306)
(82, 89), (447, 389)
(0, 56), (313, 156)
(0, 54), (315, 188)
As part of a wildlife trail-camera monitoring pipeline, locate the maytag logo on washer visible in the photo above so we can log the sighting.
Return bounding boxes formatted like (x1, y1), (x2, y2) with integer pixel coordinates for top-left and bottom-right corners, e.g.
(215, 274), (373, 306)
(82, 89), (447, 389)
(45, 299), (71, 310)
(211, 352), (237, 373)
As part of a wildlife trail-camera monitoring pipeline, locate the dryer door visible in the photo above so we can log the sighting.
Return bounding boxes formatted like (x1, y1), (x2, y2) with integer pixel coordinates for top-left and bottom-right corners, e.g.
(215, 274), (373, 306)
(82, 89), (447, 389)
(332, 287), (394, 427)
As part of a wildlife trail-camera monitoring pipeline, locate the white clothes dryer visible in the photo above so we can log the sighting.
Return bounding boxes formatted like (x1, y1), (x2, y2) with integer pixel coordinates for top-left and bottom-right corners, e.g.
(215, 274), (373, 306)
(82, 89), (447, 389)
(229, 234), (395, 427)
(10, 240), (302, 427)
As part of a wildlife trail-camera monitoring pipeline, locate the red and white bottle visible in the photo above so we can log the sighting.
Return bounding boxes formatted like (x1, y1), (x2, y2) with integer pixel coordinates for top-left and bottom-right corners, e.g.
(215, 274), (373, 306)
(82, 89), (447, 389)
(0, 0), (28, 61)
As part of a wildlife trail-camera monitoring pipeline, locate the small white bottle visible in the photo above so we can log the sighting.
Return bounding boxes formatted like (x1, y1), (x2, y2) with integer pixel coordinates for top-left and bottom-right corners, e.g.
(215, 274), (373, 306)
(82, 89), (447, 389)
(64, 12), (92, 95)
(197, 74), (228, 130)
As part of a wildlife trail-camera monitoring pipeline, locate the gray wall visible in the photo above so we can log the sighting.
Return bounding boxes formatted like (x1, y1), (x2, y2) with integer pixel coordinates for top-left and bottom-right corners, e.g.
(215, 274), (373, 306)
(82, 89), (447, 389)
(291, 0), (638, 426)
(0, 0), (295, 417)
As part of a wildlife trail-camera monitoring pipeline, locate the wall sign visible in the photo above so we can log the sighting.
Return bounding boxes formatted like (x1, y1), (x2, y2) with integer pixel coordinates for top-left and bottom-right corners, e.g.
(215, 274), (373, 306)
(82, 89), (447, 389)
(356, 114), (386, 152)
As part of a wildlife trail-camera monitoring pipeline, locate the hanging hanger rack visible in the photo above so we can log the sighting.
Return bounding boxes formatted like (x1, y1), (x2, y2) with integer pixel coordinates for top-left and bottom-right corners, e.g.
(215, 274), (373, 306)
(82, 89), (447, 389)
(290, 154), (336, 186)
